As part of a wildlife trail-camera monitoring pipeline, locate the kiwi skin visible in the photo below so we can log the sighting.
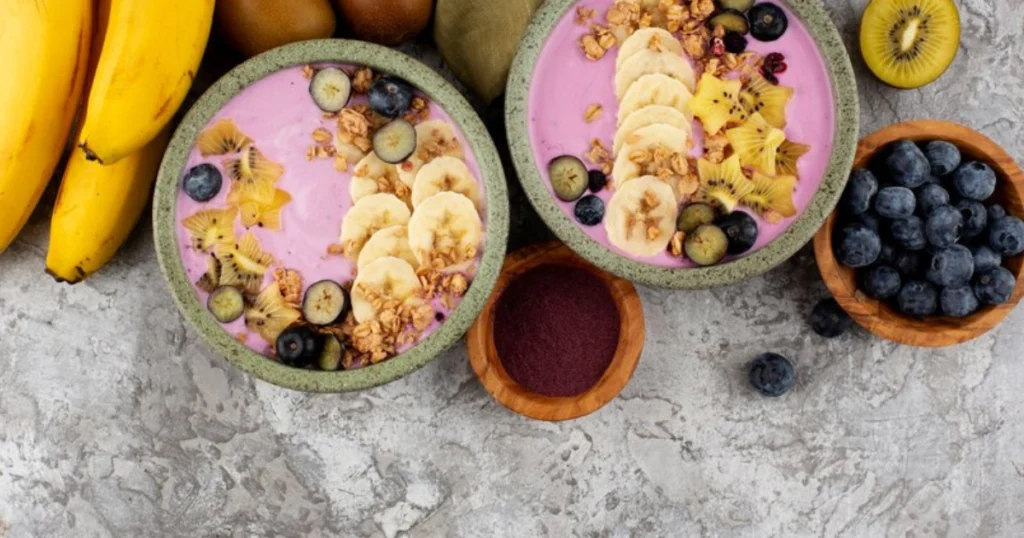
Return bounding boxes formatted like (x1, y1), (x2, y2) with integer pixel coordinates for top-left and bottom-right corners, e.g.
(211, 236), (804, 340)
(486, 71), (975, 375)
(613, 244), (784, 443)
(859, 0), (961, 89)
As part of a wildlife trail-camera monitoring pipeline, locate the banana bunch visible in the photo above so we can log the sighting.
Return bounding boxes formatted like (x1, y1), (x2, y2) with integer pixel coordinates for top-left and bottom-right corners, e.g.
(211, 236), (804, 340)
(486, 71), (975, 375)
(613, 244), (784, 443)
(0, 0), (214, 282)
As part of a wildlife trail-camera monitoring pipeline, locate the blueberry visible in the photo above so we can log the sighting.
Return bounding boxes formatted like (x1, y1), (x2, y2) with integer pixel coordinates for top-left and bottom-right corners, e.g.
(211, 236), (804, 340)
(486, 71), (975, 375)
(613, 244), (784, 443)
(877, 242), (897, 265)
(987, 204), (1007, 222)
(809, 298), (852, 338)
(834, 223), (881, 268)
(915, 184), (949, 215)
(926, 244), (974, 288)
(973, 267), (1016, 305)
(897, 280), (939, 318)
(587, 170), (608, 193)
(716, 211), (759, 254)
(182, 164), (223, 202)
(891, 216), (927, 251)
(841, 169), (878, 216)
(275, 326), (324, 368)
(723, 32), (748, 54)
(893, 251), (924, 279)
(861, 265), (902, 299)
(924, 205), (963, 248)
(972, 245), (1002, 274)
(748, 3), (788, 41)
(988, 216), (1024, 256)
(853, 211), (882, 234)
(955, 199), (987, 238)
(951, 161), (997, 201)
(574, 195), (605, 226)
(940, 286), (980, 318)
(874, 186), (916, 219)
(885, 140), (930, 188)
(748, 352), (795, 397)
(923, 141), (962, 176)
(368, 75), (414, 118)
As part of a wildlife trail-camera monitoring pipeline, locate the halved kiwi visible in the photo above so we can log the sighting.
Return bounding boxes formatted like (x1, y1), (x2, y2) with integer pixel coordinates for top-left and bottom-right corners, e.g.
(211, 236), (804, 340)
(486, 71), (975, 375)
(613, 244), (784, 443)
(548, 155), (589, 202)
(860, 0), (960, 89)
(708, 9), (750, 35)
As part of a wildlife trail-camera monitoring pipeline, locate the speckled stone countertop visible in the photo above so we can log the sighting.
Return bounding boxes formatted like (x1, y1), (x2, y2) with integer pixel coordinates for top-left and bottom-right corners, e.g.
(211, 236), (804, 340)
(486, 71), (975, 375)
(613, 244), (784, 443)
(2, 2), (1024, 537)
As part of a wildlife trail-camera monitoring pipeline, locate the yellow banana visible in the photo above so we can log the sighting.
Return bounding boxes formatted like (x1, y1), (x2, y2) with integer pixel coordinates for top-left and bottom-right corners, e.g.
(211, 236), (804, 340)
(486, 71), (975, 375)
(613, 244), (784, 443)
(76, 0), (214, 165)
(0, 0), (93, 253)
(47, 130), (172, 283)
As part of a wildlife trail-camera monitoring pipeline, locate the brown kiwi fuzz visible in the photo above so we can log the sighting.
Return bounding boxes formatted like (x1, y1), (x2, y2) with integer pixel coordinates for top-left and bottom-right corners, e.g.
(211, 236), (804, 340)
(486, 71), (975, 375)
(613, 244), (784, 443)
(860, 0), (960, 89)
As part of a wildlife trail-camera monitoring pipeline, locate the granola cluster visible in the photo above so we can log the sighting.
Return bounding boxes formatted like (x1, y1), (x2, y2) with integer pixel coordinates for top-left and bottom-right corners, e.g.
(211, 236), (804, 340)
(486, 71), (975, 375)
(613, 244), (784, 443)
(585, 138), (614, 175)
(417, 270), (469, 309)
(345, 285), (436, 364)
(273, 268), (303, 307)
(628, 145), (699, 201)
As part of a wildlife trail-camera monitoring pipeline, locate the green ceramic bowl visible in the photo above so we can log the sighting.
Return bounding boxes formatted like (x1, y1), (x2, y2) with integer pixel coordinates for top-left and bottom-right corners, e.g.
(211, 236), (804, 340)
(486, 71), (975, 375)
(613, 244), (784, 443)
(153, 40), (509, 392)
(506, 0), (859, 289)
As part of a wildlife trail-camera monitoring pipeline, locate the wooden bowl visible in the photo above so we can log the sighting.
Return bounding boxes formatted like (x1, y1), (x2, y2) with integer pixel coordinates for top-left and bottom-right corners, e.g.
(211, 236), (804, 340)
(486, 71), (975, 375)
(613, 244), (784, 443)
(466, 242), (645, 421)
(814, 120), (1024, 347)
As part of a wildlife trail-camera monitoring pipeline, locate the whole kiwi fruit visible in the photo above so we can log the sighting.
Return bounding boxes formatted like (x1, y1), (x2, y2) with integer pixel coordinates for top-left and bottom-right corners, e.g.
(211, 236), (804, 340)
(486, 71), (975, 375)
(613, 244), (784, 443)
(334, 0), (434, 46)
(215, 0), (336, 58)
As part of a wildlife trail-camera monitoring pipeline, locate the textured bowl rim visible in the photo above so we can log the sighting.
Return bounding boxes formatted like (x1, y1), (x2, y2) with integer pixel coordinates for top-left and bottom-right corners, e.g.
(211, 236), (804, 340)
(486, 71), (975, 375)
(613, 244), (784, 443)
(505, 0), (859, 289)
(153, 40), (509, 393)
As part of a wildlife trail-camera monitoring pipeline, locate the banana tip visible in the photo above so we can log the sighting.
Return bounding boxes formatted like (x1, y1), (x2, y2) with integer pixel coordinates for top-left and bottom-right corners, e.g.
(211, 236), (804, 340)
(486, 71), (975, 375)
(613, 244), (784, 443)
(78, 142), (102, 164)
(45, 267), (85, 285)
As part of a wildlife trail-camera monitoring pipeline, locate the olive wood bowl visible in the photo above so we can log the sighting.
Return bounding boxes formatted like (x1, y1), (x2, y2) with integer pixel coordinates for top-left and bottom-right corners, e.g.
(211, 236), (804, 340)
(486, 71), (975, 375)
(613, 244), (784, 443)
(466, 242), (644, 421)
(814, 120), (1024, 347)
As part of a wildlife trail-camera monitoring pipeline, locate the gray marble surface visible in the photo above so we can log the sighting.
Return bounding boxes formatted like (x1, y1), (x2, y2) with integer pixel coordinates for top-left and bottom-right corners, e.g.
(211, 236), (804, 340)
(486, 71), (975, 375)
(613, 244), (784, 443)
(3, 2), (1024, 537)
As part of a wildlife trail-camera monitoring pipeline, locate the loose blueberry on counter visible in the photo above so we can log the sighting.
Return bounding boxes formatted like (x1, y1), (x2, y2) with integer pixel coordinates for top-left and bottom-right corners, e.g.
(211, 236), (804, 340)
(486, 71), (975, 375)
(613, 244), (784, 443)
(988, 216), (1024, 256)
(951, 161), (997, 201)
(893, 251), (924, 279)
(748, 352), (795, 397)
(874, 186), (916, 219)
(368, 75), (415, 118)
(972, 245), (1002, 274)
(924, 205), (963, 248)
(974, 266), (1016, 305)
(891, 216), (927, 251)
(574, 195), (605, 226)
(861, 266), (902, 299)
(926, 244), (974, 288)
(940, 286), (980, 318)
(897, 280), (939, 317)
(276, 326), (325, 368)
(885, 141), (930, 189)
(835, 223), (881, 268)
(716, 211), (759, 254)
(956, 199), (987, 239)
(915, 183), (949, 216)
(748, 3), (788, 42)
(840, 169), (878, 215)
(923, 140), (961, 176)
(182, 164), (223, 202)
(587, 169), (608, 193)
(810, 298), (852, 338)
(987, 204), (1007, 222)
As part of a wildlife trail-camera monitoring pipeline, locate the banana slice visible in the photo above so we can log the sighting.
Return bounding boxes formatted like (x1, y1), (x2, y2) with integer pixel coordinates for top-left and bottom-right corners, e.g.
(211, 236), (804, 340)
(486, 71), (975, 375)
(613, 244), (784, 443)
(614, 49), (696, 99)
(605, 176), (679, 258)
(614, 105), (693, 154)
(357, 225), (419, 270)
(351, 256), (423, 323)
(339, 193), (412, 260)
(618, 73), (694, 126)
(350, 152), (409, 205)
(616, 28), (683, 70)
(411, 156), (481, 209)
(407, 191), (483, 269)
(396, 120), (466, 187)
(612, 123), (691, 191)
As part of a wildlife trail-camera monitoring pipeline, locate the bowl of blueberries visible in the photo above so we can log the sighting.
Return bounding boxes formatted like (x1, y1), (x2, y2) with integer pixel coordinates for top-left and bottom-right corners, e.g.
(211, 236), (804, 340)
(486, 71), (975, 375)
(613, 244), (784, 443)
(814, 120), (1024, 347)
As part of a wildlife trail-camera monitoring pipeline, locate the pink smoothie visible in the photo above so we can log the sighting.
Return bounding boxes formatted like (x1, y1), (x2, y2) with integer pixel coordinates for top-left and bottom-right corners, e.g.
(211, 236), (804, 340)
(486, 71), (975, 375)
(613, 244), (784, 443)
(175, 65), (486, 357)
(528, 1), (836, 267)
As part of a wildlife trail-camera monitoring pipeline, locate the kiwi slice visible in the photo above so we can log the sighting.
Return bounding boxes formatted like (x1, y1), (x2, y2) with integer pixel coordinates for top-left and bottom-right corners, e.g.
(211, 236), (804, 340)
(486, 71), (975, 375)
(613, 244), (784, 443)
(708, 9), (749, 35)
(310, 67), (352, 112)
(318, 334), (345, 371)
(207, 286), (244, 323)
(373, 119), (417, 164)
(717, 0), (754, 12)
(302, 280), (349, 326)
(548, 155), (589, 202)
(685, 225), (729, 266)
(860, 0), (960, 89)
(677, 203), (718, 233)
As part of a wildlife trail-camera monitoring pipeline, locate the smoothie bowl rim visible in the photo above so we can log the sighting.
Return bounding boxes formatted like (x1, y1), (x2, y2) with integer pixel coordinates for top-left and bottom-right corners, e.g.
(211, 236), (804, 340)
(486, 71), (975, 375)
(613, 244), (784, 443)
(505, 0), (860, 289)
(153, 39), (509, 393)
